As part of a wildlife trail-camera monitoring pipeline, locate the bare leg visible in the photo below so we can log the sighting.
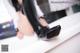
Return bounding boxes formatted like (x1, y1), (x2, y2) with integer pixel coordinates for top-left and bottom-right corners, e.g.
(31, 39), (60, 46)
(38, 17), (48, 27)
(16, 11), (34, 39)
(12, 0), (34, 39)
(16, 0), (61, 39)
(17, 0), (48, 38)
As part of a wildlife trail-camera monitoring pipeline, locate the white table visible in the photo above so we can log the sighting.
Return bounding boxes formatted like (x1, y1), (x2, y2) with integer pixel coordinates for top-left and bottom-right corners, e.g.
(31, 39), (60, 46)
(0, 12), (80, 53)
(46, 32), (80, 53)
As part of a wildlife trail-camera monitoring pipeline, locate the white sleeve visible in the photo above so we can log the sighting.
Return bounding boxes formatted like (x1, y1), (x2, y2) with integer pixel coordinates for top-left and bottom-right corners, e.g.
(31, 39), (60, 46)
(34, 0), (44, 18)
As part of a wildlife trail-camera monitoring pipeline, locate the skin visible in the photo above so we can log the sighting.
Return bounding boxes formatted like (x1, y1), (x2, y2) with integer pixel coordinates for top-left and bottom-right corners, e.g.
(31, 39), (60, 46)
(16, 0), (48, 39)
(17, 0), (23, 5)
(39, 17), (48, 27)
(17, 11), (34, 39)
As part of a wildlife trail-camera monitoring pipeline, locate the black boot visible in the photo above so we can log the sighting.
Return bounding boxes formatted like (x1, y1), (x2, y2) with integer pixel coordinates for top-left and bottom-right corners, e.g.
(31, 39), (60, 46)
(38, 25), (61, 40)
(23, 0), (61, 40)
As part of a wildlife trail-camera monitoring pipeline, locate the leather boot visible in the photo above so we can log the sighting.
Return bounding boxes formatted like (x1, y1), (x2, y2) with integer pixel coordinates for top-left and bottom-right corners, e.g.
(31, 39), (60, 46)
(38, 25), (61, 40)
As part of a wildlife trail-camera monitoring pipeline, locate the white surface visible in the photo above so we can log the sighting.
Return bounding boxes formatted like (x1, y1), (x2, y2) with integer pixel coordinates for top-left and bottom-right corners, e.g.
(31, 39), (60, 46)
(0, 0), (80, 53)
(0, 0), (12, 23)
(0, 0), (19, 28)
(47, 33), (80, 53)
(0, 12), (80, 53)
(16, 12), (80, 53)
